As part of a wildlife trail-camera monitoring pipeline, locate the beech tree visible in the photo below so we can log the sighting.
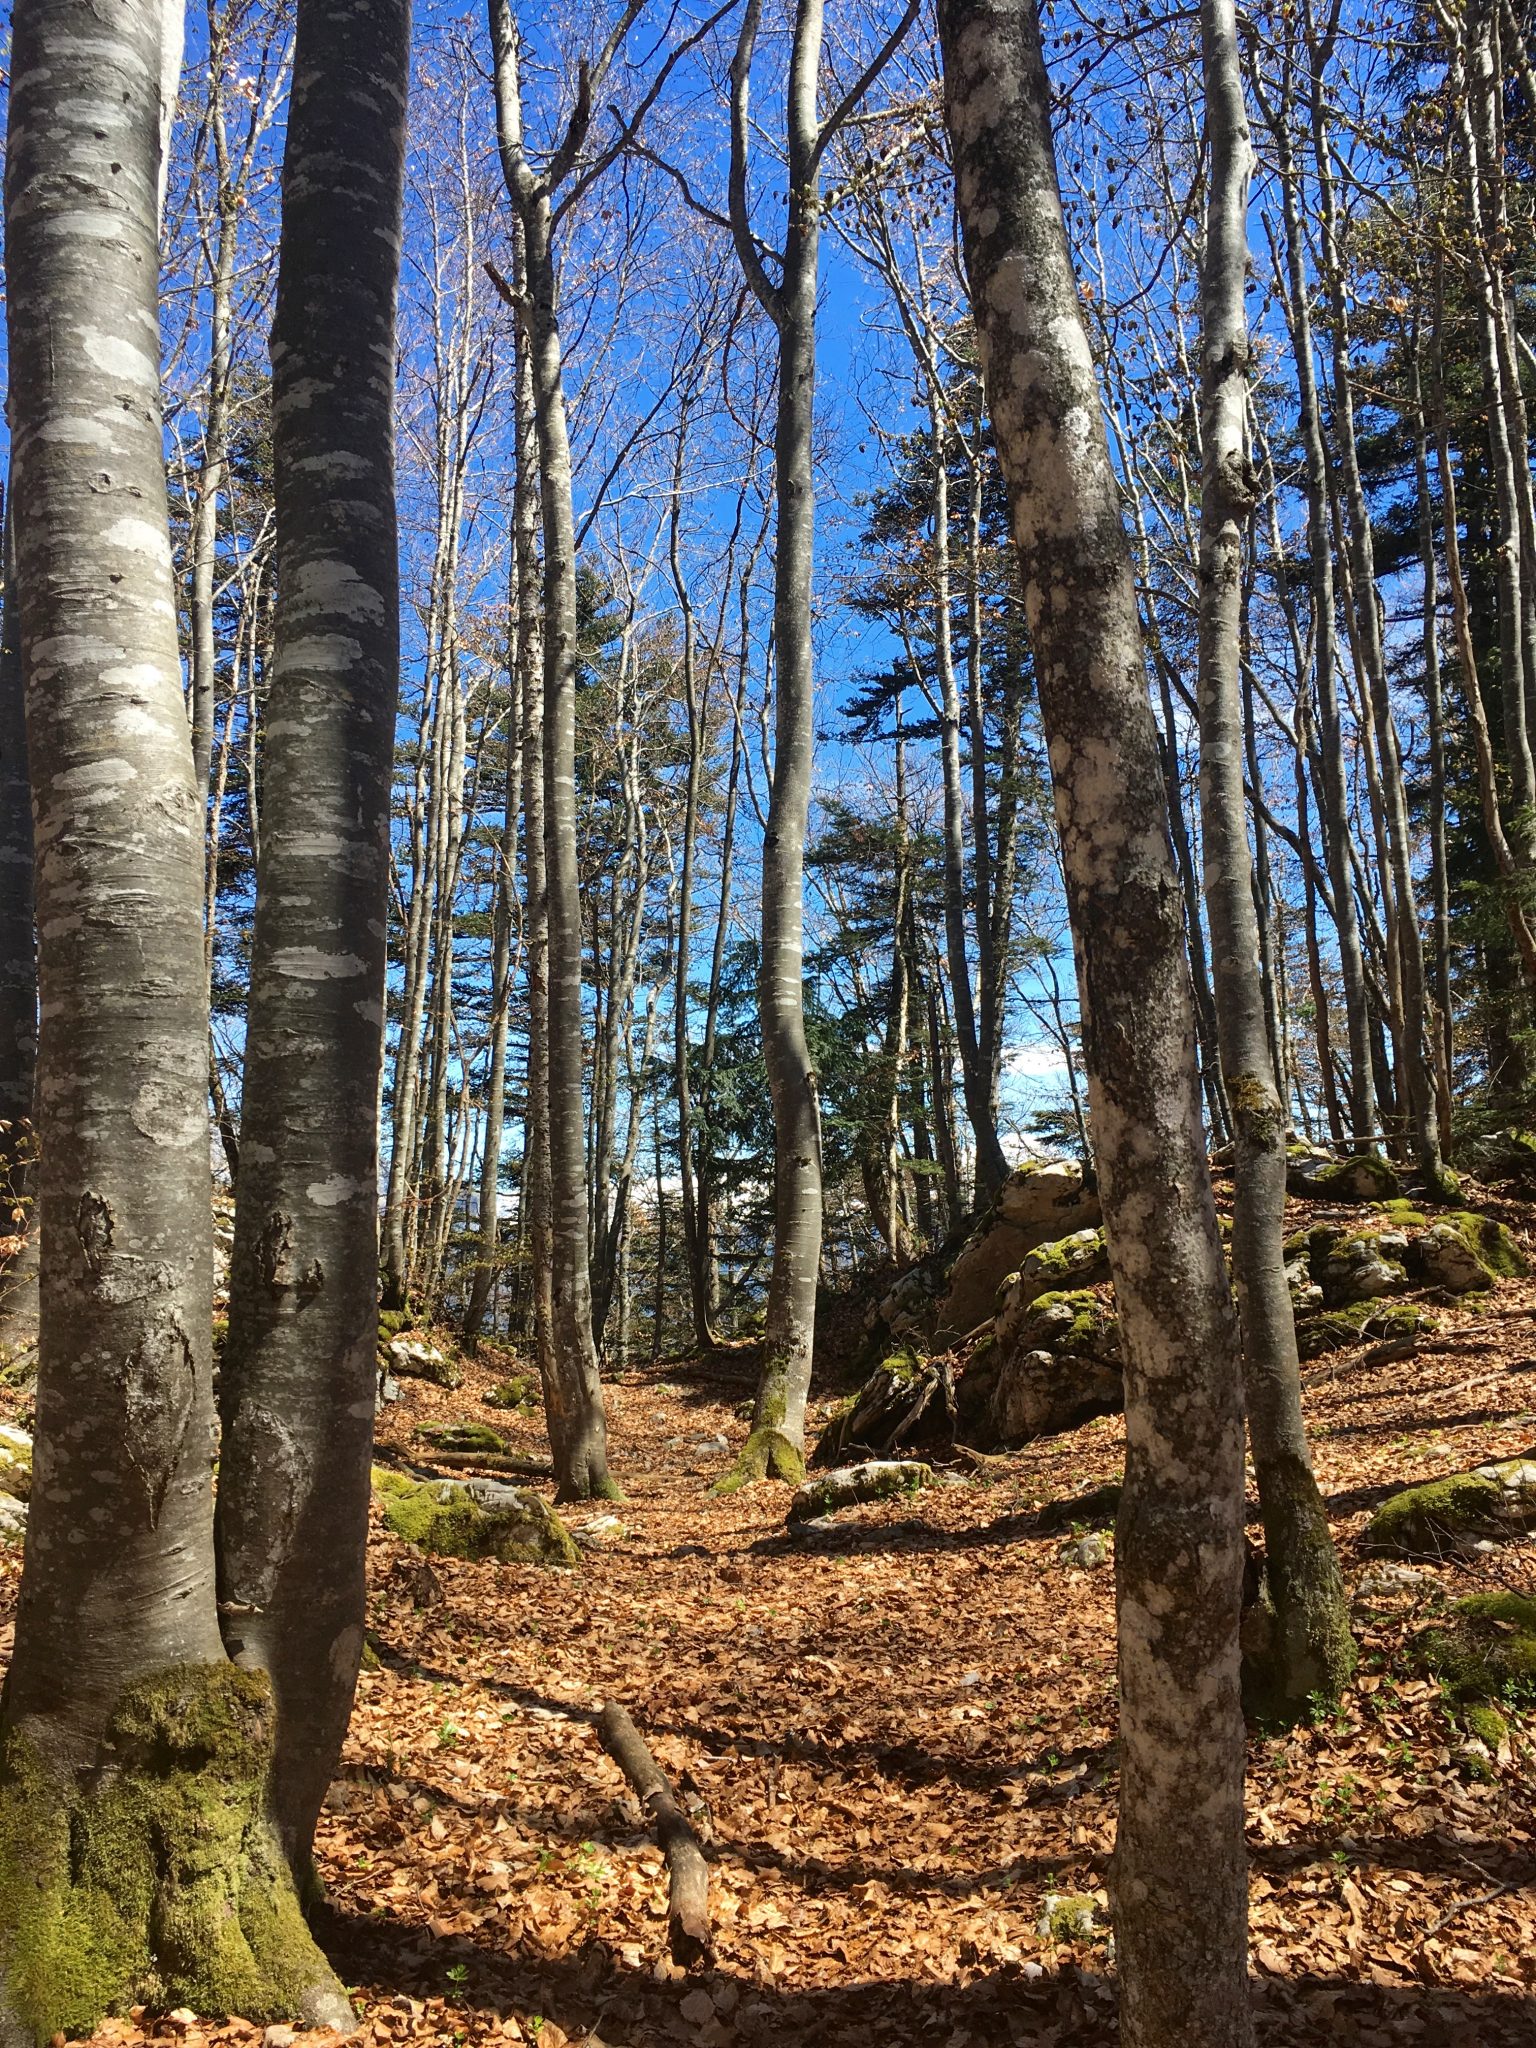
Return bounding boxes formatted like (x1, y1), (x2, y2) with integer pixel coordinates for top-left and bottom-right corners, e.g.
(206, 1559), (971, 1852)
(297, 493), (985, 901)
(0, 509), (37, 1372)
(215, 0), (411, 1880)
(720, 0), (919, 1487)
(0, 0), (349, 2030)
(936, 0), (1250, 2040)
(1193, 0), (1352, 1715)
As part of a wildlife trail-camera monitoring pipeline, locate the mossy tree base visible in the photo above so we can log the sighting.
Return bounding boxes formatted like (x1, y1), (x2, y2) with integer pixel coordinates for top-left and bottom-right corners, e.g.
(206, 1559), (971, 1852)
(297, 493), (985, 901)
(0, 1664), (351, 2046)
(712, 1428), (806, 1495)
(1242, 1461), (1356, 1724)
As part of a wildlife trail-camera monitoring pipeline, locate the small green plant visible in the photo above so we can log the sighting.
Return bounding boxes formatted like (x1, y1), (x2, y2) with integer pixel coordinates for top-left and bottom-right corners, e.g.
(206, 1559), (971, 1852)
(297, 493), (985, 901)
(445, 1963), (469, 1988)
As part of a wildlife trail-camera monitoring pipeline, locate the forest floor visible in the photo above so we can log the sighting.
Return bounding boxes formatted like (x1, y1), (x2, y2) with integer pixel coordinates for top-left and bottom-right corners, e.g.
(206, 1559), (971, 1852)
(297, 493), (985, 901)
(3, 1185), (1535, 2048)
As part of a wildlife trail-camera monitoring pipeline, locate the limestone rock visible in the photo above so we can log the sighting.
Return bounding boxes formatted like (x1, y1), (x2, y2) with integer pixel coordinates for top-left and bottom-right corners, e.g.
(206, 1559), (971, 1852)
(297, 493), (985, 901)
(931, 1161), (1099, 1338)
(1406, 1212), (1528, 1293)
(990, 1346), (1122, 1446)
(373, 1467), (577, 1566)
(383, 1335), (462, 1389)
(0, 1423), (31, 1502)
(1366, 1464), (1536, 1558)
(787, 1459), (934, 1523)
(0, 1490), (27, 1539)
(1285, 1151), (1402, 1203)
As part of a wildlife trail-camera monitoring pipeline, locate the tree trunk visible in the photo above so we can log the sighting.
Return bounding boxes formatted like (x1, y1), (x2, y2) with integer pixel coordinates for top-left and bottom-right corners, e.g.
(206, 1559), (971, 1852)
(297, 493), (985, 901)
(1257, 45), (1377, 1147)
(0, 0), (348, 2027)
(215, 0), (410, 1882)
(1195, 0), (1353, 1717)
(936, 3), (1251, 2041)
(0, 497), (38, 1374)
(489, 0), (614, 1500)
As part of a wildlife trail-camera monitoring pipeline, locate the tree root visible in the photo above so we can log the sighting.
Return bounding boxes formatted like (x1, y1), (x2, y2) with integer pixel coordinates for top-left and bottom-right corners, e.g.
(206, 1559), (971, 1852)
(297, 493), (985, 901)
(711, 1427), (805, 1495)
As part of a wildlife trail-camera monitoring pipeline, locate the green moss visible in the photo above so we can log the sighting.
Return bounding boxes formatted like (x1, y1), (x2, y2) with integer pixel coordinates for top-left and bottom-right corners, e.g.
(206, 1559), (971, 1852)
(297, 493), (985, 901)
(1022, 1228), (1107, 1287)
(1312, 1152), (1403, 1200)
(1295, 1299), (1432, 1360)
(1022, 1289), (1116, 1356)
(1367, 1473), (1504, 1557)
(1439, 1211), (1527, 1281)
(1376, 1200), (1428, 1228)
(712, 1426), (806, 1495)
(1417, 1592), (1536, 1700)
(1038, 1893), (1098, 1943)
(0, 1665), (345, 2043)
(377, 1310), (414, 1339)
(374, 1470), (578, 1566)
(485, 1377), (535, 1411)
(1462, 1701), (1510, 1749)
(0, 1429), (32, 1503)
(416, 1420), (507, 1456)
(878, 1345), (926, 1385)
(1227, 1070), (1283, 1140)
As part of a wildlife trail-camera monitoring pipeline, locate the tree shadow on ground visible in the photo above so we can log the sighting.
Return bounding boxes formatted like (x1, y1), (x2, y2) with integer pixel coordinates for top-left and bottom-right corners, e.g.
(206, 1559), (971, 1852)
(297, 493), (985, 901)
(320, 1901), (1536, 2048)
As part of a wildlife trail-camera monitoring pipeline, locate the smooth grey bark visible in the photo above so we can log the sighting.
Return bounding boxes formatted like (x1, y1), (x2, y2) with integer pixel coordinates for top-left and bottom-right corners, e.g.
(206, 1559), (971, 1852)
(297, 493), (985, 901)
(216, 0), (410, 1880)
(936, 2), (1250, 2042)
(1194, 0), (1352, 1717)
(0, 497), (38, 1374)
(464, 246), (536, 1347)
(1252, 47), (1377, 1147)
(720, 0), (917, 1486)
(1410, 351), (1455, 1146)
(1, 0), (347, 2027)
(720, 0), (826, 1487)
(489, 0), (615, 1499)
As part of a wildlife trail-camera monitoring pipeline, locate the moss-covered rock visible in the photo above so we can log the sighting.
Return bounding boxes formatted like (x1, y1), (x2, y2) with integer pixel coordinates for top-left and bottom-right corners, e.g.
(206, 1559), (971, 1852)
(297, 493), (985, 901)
(1286, 1151), (1403, 1202)
(0, 1424), (32, 1503)
(990, 1344), (1122, 1445)
(373, 1468), (577, 1566)
(0, 1664), (349, 2043)
(1010, 1288), (1119, 1361)
(1407, 1211), (1528, 1293)
(1037, 1892), (1099, 1942)
(1416, 1592), (1536, 1699)
(1466, 1128), (1536, 1182)
(787, 1460), (934, 1522)
(1462, 1700), (1510, 1750)
(1366, 1472), (1506, 1557)
(1310, 1227), (1410, 1308)
(380, 1335), (461, 1389)
(485, 1376), (536, 1411)
(1294, 1299), (1433, 1360)
(416, 1420), (508, 1456)
(1020, 1227), (1109, 1294)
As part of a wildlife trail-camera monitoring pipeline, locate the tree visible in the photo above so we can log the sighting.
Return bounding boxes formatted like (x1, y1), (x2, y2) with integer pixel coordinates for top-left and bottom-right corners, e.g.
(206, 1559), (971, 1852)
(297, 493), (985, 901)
(0, 0), (348, 2028)
(487, 0), (625, 1499)
(214, 0), (411, 1882)
(935, 0), (1251, 2040)
(1194, 0), (1352, 1714)
(0, 502), (38, 1373)
(720, 0), (919, 1488)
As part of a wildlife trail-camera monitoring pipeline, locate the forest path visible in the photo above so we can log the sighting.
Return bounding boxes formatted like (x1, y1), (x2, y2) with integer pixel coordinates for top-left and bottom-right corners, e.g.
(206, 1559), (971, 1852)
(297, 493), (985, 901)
(6, 1224), (1536, 2047)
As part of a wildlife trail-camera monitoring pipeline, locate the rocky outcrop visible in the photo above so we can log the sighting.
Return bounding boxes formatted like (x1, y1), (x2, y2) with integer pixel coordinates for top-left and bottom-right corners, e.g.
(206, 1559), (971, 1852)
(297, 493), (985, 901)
(902, 1160), (1100, 1343)
(962, 1285), (1122, 1447)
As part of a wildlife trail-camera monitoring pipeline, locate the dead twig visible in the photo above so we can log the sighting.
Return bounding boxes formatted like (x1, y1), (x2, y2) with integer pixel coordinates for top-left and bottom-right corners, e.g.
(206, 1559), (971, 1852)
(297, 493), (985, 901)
(595, 1702), (713, 1969)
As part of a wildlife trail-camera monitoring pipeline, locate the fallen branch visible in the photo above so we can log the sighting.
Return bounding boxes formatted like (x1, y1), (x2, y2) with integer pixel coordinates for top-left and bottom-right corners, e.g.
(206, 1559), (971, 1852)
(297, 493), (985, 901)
(425, 1449), (555, 1480)
(596, 1703), (712, 1968)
